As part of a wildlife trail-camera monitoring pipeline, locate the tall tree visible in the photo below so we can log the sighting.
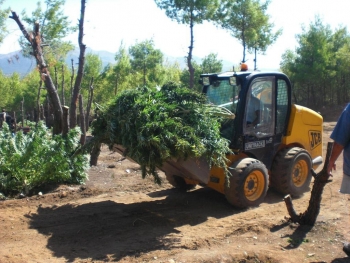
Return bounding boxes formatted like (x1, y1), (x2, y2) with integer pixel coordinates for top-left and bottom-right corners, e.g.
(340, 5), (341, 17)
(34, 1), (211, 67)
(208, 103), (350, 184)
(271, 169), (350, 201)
(292, 17), (333, 108)
(217, 0), (280, 66)
(158, 59), (182, 85)
(280, 49), (296, 78)
(112, 42), (132, 94)
(11, 0), (77, 133)
(19, 0), (76, 62)
(279, 16), (350, 110)
(331, 27), (350, 105)
(250, 20), (282, 70)
(69, 0), (87, 128)
(201, 52), (223, 73)
(12, 71), (42, 118)
(0, 0), (9, 44)
(10, 11), (63, 135)
(81, 53), (102, 94)
(180, 53), (222, 92)
(129, 39), (163, 87)
(154, 0), (219, 89)
(0, 72), (22, 111)
(180, 60), (202, 92)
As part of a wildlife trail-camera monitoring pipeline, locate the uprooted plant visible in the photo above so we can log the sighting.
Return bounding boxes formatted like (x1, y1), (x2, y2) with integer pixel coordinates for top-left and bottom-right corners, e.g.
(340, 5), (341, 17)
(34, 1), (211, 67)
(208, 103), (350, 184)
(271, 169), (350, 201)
(89, 81), (234, 184)
(0, 122), (89, 197)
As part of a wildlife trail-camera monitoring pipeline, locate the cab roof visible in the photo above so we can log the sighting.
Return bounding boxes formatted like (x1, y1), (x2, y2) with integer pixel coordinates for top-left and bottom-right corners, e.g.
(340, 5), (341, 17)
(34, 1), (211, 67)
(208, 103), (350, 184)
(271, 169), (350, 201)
(200, 70), (285, 80)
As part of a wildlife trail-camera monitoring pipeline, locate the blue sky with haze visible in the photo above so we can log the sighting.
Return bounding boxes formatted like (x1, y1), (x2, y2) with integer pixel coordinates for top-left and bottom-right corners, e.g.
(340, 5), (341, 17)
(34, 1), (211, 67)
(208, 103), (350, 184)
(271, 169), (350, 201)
(2, 0), (350, 70)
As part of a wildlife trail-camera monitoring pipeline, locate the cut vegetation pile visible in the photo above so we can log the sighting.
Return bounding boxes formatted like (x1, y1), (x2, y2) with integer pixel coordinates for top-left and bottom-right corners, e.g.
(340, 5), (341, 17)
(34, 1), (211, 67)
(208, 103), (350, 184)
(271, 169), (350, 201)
(90, 82), (233, 183)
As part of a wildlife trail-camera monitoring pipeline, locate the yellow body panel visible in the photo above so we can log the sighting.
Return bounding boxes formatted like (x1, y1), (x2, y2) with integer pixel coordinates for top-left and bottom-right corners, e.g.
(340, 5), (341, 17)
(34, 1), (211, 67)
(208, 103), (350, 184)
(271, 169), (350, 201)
(204, 104), (323, 195)
(206, 153), (247, 194)
(283, 104), (323, 168)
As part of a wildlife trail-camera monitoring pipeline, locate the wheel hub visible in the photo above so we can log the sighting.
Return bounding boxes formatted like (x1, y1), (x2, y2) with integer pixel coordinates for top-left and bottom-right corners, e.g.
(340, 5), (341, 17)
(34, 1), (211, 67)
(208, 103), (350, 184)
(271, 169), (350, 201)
(292, 160), (308, 187)
(247, 179), (255, 191)
(244, 171), (264, 201)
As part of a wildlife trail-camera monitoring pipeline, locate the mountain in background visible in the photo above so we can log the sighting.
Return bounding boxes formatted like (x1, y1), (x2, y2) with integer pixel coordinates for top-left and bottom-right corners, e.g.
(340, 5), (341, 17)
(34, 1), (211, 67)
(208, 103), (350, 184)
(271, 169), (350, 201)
(0, 48), (116, 77)
(0, 51), (36, 76)
(0, 48), (234, 77)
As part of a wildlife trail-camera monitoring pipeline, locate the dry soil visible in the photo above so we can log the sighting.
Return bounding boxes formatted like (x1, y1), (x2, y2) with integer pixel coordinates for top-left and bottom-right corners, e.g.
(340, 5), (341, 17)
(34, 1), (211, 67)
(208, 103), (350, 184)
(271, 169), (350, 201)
(0, 120), (350, 263)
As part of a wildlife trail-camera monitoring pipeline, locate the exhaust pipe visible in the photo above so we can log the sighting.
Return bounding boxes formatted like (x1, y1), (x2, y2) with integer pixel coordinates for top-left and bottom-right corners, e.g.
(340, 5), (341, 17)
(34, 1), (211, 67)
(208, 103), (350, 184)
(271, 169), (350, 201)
(312, 156), (323, 166)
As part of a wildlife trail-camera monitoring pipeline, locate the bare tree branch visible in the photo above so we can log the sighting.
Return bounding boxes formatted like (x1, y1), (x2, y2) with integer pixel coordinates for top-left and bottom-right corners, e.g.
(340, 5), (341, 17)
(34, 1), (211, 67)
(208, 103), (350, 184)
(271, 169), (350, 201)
(70, 0), (87, 128)
(10, 11), (63, 135)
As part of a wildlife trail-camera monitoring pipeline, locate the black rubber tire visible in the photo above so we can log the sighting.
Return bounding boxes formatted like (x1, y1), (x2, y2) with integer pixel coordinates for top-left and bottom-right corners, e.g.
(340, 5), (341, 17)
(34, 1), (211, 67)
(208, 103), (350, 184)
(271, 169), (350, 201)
(270, 147), (312, 197)
(165, 174), (196, 191)
(224, 158), (269, 208)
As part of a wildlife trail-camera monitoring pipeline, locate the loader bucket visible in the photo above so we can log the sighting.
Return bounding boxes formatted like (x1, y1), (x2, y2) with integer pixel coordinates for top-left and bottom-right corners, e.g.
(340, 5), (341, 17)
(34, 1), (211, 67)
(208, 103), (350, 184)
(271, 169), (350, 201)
(160, 157), (211, 185)
(113, 144), (211, 184)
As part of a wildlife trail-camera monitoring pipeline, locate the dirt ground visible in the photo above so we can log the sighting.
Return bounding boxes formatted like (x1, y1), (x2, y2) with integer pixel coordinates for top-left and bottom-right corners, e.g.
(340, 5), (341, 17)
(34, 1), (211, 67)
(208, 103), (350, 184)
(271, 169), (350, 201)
(1, 119), (350, 263)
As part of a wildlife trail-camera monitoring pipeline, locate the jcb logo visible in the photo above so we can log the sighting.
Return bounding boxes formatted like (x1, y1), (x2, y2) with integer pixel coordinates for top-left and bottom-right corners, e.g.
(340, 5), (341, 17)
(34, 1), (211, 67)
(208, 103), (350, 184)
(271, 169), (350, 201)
(309, 131), (322, 150)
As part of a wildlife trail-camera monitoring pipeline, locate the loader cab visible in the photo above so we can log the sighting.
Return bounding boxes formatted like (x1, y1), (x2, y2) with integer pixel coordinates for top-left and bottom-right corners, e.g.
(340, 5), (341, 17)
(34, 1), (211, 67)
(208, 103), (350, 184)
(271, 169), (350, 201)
(199, 70), (292, 169)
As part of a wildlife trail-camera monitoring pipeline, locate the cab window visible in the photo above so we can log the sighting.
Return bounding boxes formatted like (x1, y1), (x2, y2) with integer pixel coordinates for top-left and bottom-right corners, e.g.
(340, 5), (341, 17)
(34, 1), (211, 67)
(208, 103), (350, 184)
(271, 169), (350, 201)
(276, 79), (289, 134)
(244, 77), (275, 138)
(206, 79), (239, 112)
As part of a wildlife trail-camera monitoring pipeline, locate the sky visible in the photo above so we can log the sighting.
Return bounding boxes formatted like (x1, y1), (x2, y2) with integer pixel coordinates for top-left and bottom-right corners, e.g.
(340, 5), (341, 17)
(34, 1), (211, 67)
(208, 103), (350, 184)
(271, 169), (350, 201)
(1, 0), (350, 71)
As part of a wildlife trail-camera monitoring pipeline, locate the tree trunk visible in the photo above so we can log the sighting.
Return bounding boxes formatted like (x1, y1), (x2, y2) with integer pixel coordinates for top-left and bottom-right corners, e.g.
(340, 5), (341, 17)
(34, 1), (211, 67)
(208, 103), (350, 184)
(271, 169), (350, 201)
(10, 11), (63, 135)
(79, 94), (86, 145)
(143, 59), (146, 86)
(36, 80), (43, 123)
(40, 104), (45, 122)
(114, 73), (119, 95)
(242, 33), (246, 63)
(284, 142), (334, 226)
(33, 109), (37, 124)
(70, 0), (87, 128)
(70, 59), (74, 103)
(61, 64), (65, 106)
(254, 47), (257, 70)
(62, 106), (69, 137)
(12, 111), (17, 133)
(46, 95), (50, 127)
(54, 66), (58, 89)
(187, 10), (195, 89)
(21, 98), (24, 127)
(85, 77), (94, 132)
(90, 142), (101, 166)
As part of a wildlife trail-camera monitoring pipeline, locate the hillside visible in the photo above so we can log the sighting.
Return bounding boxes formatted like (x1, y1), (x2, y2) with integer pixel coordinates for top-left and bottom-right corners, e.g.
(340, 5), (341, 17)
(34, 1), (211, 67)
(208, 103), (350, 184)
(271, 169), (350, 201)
(0, 51), (36, 76)
(0, 48), (234, 77)
(0, 48), (115, 77)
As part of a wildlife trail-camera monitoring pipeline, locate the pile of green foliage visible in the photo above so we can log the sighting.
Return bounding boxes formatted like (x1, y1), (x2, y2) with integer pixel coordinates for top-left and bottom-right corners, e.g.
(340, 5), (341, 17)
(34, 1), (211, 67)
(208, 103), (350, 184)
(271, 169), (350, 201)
(91, 82), (233, 184)
(0, 122), (89, 197)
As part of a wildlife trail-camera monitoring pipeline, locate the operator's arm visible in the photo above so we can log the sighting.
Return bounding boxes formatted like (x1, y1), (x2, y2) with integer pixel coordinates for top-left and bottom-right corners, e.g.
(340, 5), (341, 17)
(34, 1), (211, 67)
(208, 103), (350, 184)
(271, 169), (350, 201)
(327, 141), (344, 176)
(249, 97), (261, 126)
(251, 110), (260, 126)
(327, 104), (350, 176)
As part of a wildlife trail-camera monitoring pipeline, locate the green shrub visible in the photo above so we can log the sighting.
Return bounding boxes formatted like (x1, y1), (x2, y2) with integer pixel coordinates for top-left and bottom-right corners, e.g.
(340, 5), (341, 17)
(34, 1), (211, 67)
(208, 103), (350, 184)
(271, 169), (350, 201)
(0, 122), (89, 196)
